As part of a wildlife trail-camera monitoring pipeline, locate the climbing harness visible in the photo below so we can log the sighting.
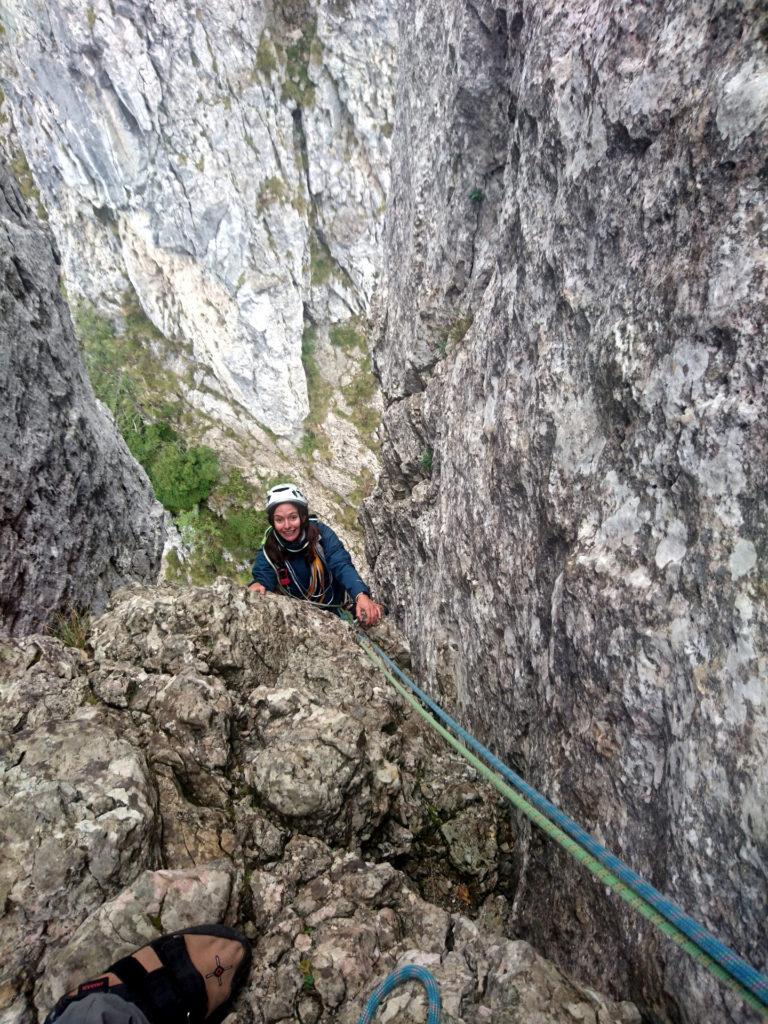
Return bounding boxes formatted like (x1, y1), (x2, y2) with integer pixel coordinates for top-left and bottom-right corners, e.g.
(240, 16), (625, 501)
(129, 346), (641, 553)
(358, 965), (441, 1024)
(342, 614), (768, 1018)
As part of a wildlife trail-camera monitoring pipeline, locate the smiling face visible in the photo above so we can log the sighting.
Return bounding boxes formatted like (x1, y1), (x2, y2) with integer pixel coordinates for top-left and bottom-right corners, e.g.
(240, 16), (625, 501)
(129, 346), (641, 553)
(272, 502), (303, 542)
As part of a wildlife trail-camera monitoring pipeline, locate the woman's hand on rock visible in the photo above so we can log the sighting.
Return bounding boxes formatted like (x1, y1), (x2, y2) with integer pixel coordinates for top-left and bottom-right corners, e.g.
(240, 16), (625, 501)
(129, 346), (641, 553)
(249, 582), (266, 594)
(355, 593), (382, 627)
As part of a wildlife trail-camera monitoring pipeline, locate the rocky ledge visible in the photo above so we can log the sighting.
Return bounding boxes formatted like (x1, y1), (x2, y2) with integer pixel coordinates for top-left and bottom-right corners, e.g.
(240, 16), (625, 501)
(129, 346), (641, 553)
(0, 581), (638, 1024)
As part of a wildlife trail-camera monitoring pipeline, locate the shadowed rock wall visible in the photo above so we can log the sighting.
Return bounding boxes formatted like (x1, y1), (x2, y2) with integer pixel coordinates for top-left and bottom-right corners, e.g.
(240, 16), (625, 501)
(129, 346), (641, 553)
(364, 3), (767, 1022)
(0, 167), (165, 635)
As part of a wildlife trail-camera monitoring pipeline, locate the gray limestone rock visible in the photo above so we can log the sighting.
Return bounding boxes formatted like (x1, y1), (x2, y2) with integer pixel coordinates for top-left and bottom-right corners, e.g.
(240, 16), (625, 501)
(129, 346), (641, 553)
(0, 167), (165, 636)
(0, 0), (396, 437)
(365, 3), (768, 1022)
(0, 581), (637, 1023)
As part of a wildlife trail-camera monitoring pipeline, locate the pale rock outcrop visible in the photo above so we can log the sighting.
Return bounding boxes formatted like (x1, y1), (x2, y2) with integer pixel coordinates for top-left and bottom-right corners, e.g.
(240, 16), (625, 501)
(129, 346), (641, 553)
(0, 581), (639, 1024)
(0, 0), (396, 437)
(0, 167), (165, 636)
(365, 2), (768, 1022)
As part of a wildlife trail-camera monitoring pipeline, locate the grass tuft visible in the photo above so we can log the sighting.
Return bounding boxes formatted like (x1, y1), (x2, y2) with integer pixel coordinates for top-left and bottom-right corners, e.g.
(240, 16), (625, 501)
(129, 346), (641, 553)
(49, 609), (91, 650)
(309, 234), (335, 286)
(257, 176), (289, 212)
(256, 35), (277, 77)
(329, 320), (365, 352)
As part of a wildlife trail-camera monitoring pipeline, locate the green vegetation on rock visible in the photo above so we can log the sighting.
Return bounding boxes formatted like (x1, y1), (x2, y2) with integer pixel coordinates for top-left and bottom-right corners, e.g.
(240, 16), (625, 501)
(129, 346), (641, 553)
(340, 353), (380, 448)
(9, 149), (47, 220)
(256, 35), (278, 77)
(329, 320), (365, 352)
(76, 296), (271, 585)
(301, 326), (330, 417)
(298, 957), (315, 992)
(309, 234), (335, 285)
(48, 608), (91, 650)
(169, 469), (268, 586)
(257, 176), (289, 211)
(299, 324), (331, 458)
(151, 444), (219, 515)
(76, 299), (220, 516)
(337, 467), (376, 534)
(437, 313), (474, 357)
(281, 19), (317, 107)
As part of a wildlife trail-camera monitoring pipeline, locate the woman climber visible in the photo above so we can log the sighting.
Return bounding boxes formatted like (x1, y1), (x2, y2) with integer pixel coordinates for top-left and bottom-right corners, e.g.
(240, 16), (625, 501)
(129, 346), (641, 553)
(248, 482), (383, 627)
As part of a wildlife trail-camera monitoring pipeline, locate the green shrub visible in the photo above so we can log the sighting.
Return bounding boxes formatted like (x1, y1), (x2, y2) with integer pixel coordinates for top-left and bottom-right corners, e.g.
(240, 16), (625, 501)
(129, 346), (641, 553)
(126, 420), (178, 468)
(215, 467), (251, 506)
(220, 508), (265, 554)
(150, 444), (219, 514)
(172, 472), (268, 587)
(420, 447), (433, 472)
(74, 296), (263, 580)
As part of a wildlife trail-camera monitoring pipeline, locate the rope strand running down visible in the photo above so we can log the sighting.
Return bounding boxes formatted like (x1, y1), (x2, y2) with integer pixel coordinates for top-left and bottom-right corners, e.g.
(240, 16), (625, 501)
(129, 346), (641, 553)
(343, 616), (768, 1018)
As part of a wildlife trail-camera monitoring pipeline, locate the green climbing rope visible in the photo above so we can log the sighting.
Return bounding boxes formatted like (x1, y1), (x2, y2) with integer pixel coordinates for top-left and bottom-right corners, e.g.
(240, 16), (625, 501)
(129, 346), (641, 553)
(352, 630), (767, 1019)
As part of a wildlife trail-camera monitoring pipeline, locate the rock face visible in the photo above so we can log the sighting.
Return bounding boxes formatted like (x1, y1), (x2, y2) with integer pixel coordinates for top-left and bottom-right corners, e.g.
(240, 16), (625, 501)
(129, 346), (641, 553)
(0, 167), (165, 636)
(0, 0), (396, 437)
(365, 3), (767, 1023)
(0, 581), (639, 1024)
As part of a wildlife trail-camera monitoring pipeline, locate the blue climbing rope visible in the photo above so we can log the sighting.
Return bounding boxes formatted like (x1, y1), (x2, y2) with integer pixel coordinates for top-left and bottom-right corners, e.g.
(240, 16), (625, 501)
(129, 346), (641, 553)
(346, 619), (768, 1013)
(358, 965), (441, 1024)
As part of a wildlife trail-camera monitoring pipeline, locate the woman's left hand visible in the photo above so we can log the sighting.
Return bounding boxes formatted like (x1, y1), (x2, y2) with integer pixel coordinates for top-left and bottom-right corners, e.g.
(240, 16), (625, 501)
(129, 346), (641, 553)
(355, 594), (383, 627)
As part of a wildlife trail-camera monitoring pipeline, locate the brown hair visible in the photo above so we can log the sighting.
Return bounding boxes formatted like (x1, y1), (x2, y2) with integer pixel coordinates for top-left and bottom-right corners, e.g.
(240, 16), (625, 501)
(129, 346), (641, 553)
(264, 505), (322, 569)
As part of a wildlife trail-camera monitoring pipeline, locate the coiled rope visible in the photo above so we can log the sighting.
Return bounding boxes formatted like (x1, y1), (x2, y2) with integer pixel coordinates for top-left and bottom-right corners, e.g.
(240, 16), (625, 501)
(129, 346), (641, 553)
(343, 616), (768, 1017)
(358, 965), (441, 1024)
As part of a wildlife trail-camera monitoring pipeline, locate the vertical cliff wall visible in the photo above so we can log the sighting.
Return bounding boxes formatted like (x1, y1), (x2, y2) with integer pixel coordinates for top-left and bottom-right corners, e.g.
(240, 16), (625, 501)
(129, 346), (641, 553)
(0, 0), (395, 438)
(365, 2), (767, 1021)
(0, 167), (165, 635)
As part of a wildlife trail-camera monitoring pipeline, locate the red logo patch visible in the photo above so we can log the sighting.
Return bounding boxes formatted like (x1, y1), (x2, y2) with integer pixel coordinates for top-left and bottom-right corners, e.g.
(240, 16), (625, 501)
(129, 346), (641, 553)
(78, 979), (109, 995)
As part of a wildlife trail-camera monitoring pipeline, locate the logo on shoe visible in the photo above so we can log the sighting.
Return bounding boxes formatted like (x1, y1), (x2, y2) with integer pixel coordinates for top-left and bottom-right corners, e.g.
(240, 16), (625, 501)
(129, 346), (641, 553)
(205, 956), (234, 987)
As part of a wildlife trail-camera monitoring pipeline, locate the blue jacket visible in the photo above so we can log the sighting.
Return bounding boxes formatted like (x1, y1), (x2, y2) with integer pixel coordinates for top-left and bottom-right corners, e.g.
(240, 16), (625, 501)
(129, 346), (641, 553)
(251, 521), (370, 609)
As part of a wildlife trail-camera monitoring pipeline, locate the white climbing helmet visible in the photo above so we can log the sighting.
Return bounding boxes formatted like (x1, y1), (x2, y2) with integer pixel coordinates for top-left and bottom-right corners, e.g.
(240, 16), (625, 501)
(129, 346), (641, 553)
(265, 482), (309, 513)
